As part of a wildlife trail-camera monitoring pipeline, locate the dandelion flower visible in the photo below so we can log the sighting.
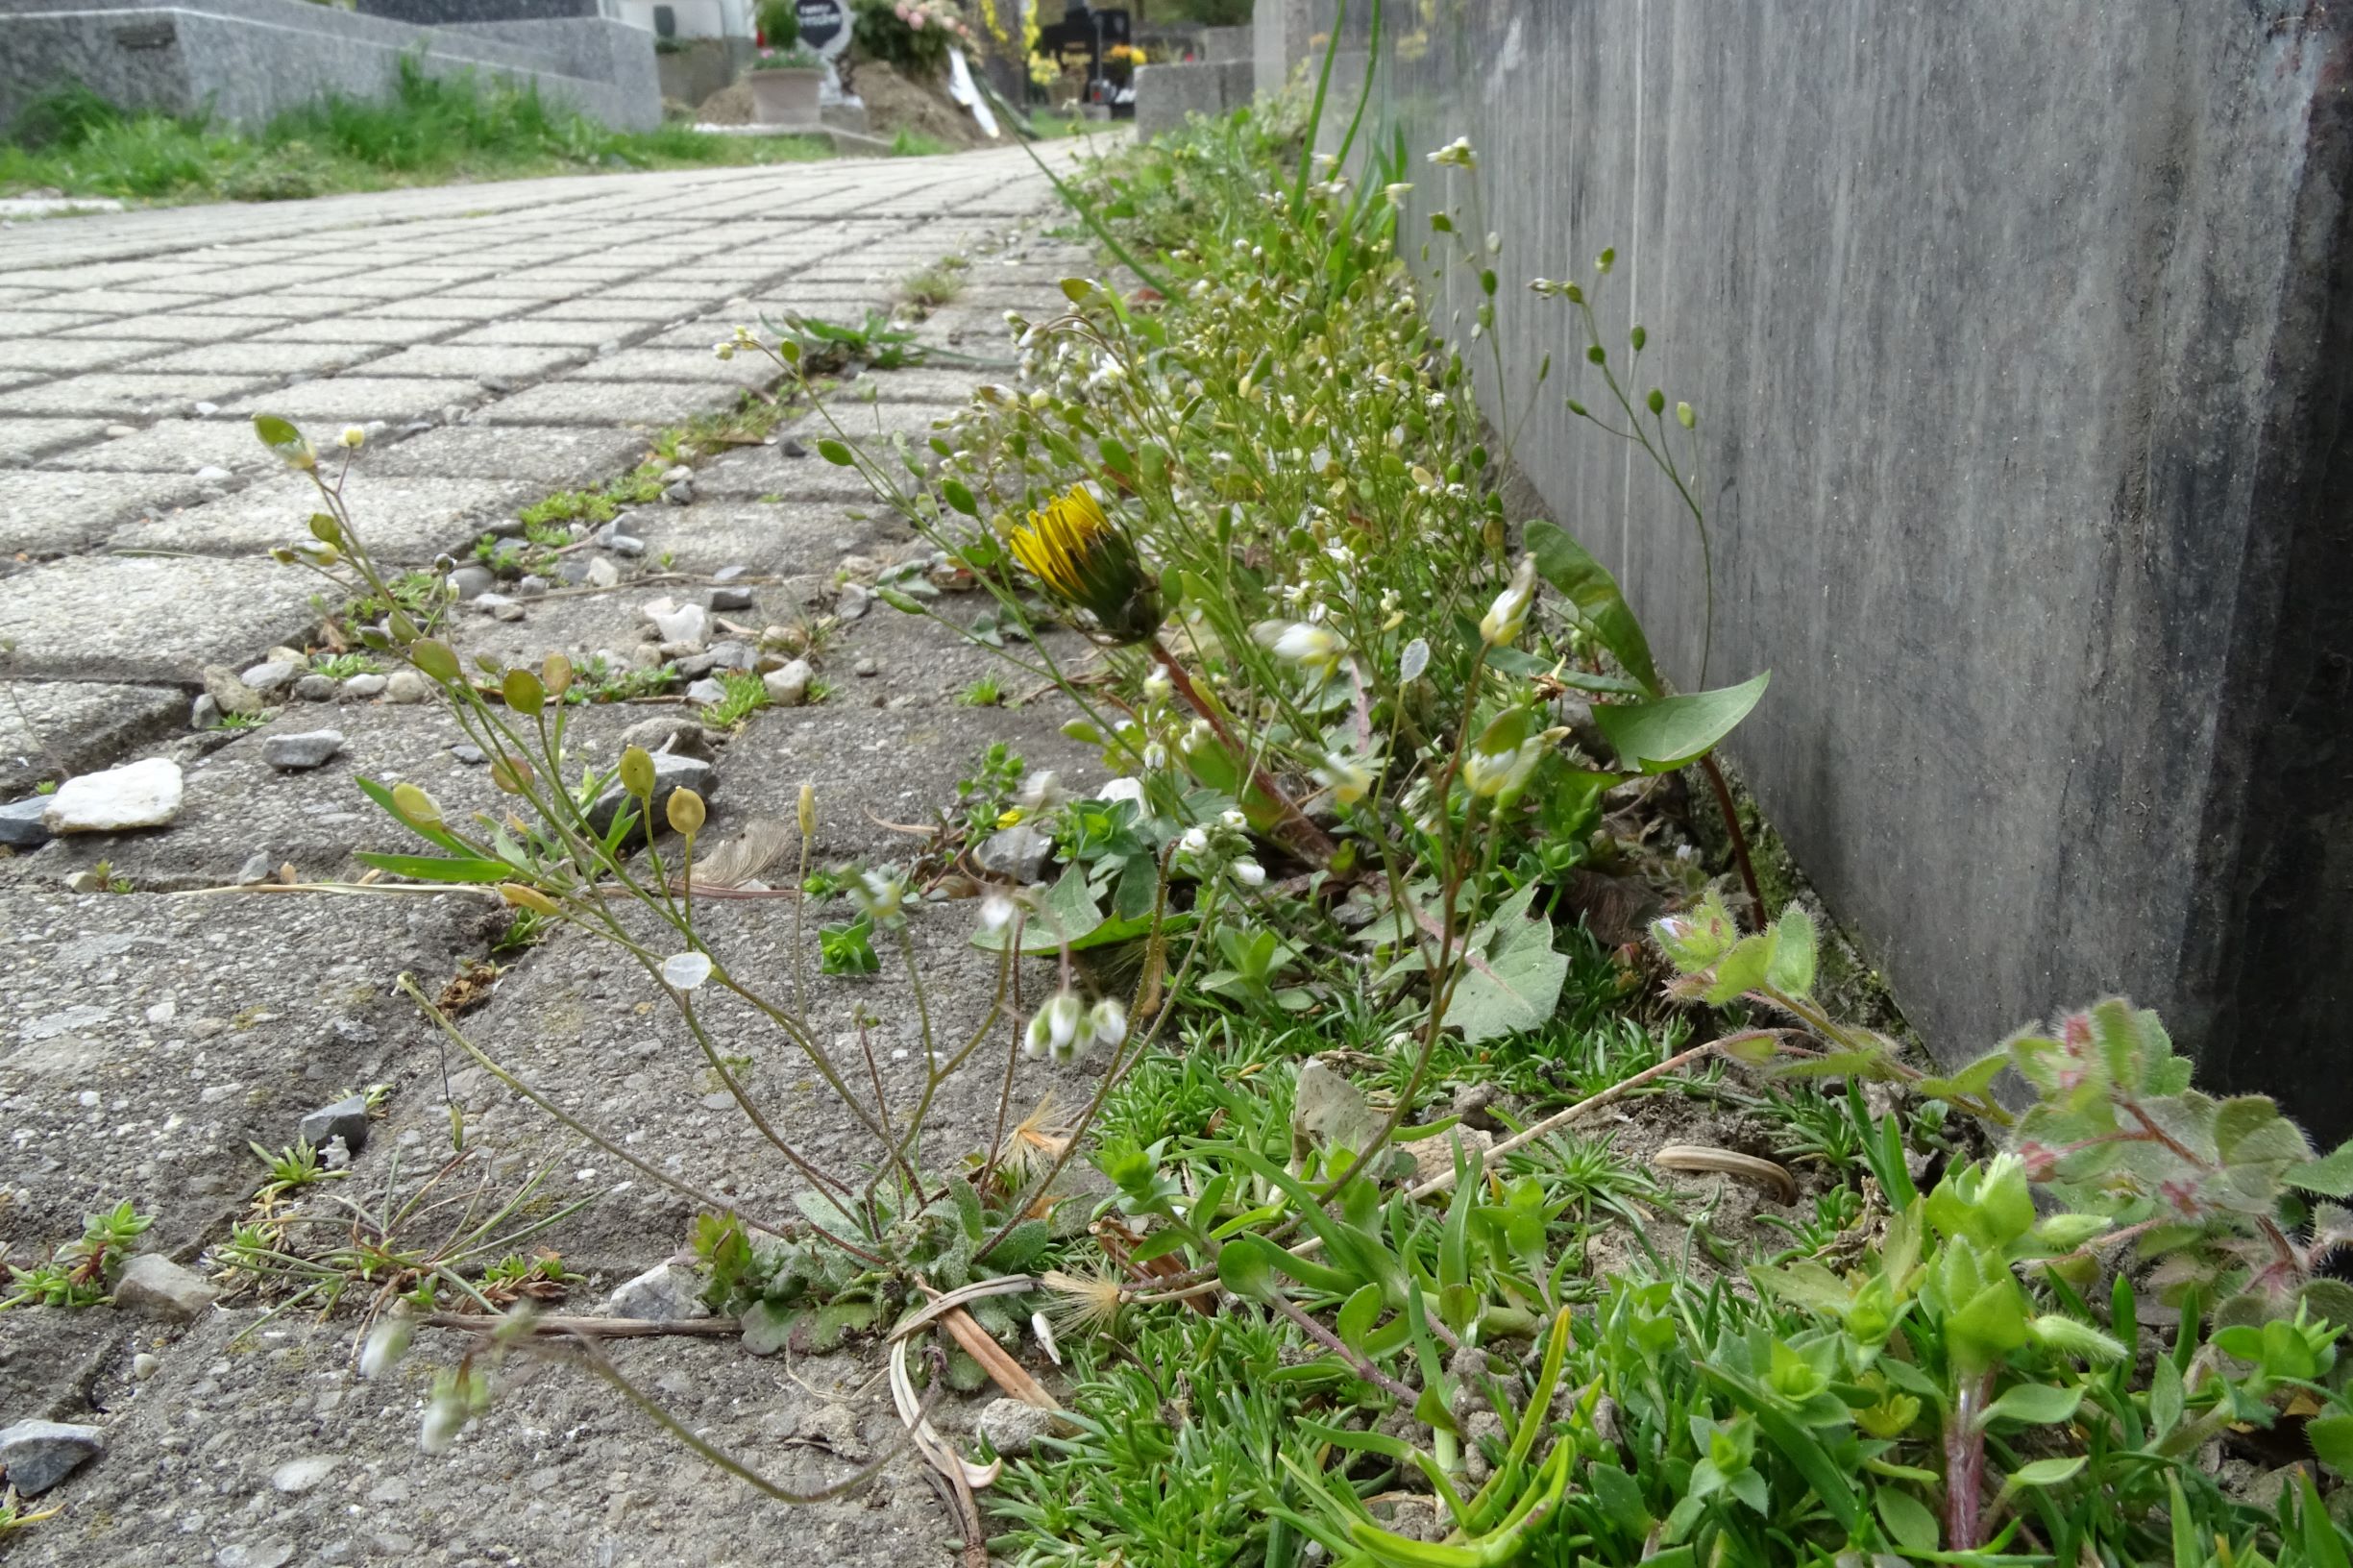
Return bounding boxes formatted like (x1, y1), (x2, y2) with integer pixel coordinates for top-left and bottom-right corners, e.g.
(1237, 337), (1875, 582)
(1008, 485), (1163, 644)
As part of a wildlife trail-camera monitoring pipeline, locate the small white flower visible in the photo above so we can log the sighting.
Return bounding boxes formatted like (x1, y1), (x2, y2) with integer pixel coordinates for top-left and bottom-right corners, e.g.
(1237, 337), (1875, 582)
(1427, 136), (1477, 169)
(979, 892), (1016, 931)
(1480, 555), (1537, 647)
(1141, 741), (1169, 771)
(1218, 808), (1247, 831)
(1088, 998), (1127, 1044)
(1142, 667), (1173, 705)
(660, 951), (713, 991)
(1385, 182), (1414, 205)
(358, 1315), (412, 1379)
(1098, 776), (1147, 811)
(854, 870), (905, 919)
(1180, 826), (1211, 855)
(337, 425), (366, 450)
(1232, 859), (1266, 889)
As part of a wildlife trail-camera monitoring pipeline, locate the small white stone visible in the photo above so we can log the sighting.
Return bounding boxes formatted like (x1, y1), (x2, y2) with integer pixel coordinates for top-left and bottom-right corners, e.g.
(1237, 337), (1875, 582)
(42, 757), (183, 833)
(270, 1456), (339, 1495)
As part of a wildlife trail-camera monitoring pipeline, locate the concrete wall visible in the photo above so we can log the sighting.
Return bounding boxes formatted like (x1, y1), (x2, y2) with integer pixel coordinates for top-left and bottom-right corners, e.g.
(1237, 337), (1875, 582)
(1255, 2), (2353, 1135)
(0, 0), (662, 131)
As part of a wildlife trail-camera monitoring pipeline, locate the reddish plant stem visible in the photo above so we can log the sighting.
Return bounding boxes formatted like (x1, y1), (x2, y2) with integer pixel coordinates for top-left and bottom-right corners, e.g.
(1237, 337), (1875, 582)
(1698, 752), (1766, 924)
(1146, 638), (1337, 864)
(1946, 1370), (1993, 1550)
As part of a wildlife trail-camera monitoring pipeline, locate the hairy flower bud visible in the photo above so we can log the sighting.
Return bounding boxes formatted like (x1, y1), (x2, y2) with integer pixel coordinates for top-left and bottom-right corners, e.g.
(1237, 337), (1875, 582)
(1480, 554), (1537, 647)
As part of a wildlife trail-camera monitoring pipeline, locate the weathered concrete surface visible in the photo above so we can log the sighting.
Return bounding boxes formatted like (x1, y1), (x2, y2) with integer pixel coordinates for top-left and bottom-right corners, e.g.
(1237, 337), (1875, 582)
(1325, 3), (2353, 1132)
(0, 148), (1111, 1562)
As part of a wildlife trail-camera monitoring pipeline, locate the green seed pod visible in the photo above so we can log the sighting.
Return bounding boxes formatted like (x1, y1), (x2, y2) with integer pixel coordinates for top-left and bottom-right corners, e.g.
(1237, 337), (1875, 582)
(1586, 345), (1605, 365)
(1677, 402), (1697, 429)
(502, 669), (544, 717)
(1648, 388), (1666, 416)
(410, 639), (460, 684)
(1630, 325), (1647, 352)
(500, 883), (561, 916)
(541, 652), (573, 698)
(489, 754), (533, 796)
(667, 787), (706, 837)
(619, 746), (656, 799)
(391, 782), (443, 827)
(308, 512), (344, 547)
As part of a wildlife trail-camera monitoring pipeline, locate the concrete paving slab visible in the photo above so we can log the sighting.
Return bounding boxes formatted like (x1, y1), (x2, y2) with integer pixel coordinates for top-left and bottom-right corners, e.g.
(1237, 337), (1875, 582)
(255, 317), (476, 346)
(612, 500), (889, 578)
(57, 313), (276, 344)
(110, 475), (534, 562)
(0, 1308), (988, 1568)
(564, 348), (778, 388)
(0, 373), (279, 421)
(0, 338), (183, 375)
(0, 311), (107, 339)
(478, 380), (734, 428)
(1, 470), (215, 557)
(228, 377), (487, 426)
(692, 444), (879, 502)
(40, 418), (314, 477)
(522, 299), (698, 326)
(0, 555), (319, 681)
(145, 342), (387, 379)
(355, 297), (527, 322)
(448, 320), (657, 348)
(0, 417), (108, 465)
(0, 681), (185, 796)
(28, 290), (208, 314)
(357, 344), (591, 382)
(0, 887), (447, 1260)
(358, 424), (646, 486)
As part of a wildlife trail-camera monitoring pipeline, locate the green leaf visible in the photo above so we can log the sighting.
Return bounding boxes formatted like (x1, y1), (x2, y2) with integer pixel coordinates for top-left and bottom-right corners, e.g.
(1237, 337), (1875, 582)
(978, 1217), (1050, 1272)
(739, 1300), (797, 1356)
(2009, 1455), (2088, 1488)
(2303, 1472), (2353, 1568)
(816, 437), (854, 466)
(252, 414), (305, 455)
(1524, 521), (1658, 695)
(2290, 1141), (2353, 1197)
(1976, 1380), (2082, 1430)
(1875, 1487), (1939, 1554)
(1763, 905), (1816, 996)
(1586, 1462), (1651, 1534)
(2310, 1414), (2353, 1476)
(1444, 884), (1568, 1043)
(1337, 1284), (1384, 1352)
(1592, 671), (1771, 773)
(971, 865), (1100, 954)
(1216, 1234), (1283, 1302)
(352, 851), (514, 884)
(941, 478), (978, 516)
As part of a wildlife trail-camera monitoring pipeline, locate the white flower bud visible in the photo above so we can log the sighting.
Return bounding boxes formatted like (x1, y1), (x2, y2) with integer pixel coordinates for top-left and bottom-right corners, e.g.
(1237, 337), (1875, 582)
(338, 425), (366, 450)
(1481, 554), (1537, 647)
(359, 1314), (412, 1379)
(1181, 826), (1211, 855)
(1232, 859), (1266, 888)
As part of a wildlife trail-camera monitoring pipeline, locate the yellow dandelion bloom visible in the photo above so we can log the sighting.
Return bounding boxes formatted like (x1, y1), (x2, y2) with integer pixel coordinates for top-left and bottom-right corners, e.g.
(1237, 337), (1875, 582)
(1007, 484), (1163, 645)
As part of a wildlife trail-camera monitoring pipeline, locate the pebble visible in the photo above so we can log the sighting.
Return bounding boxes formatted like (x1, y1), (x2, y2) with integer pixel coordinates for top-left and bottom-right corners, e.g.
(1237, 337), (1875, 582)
(291, 674), (339, 702)
(777, 435), (808, 458)
(262, 729), (344, 771)
(105, 423), (135, 438)
(608, 534), (646, 556)
(762, 659), (813, 707)
(516, 574), (551, 596)
(475, 593), (525, 622)
(214, 1542), (294, 1568)
(448, 564), (496, 600)
(853, 655), (879, 676)
(705, 640), (754, 672)
(192, 401), (218, 416)
(114, 1254), (219, 1320)
(42, 757), (183, 833)
(586, 752), (716, 841)
(662, 481), (694, 505)
(976, 823), (1052, 884)
(835, 582), (871, 621)
(381, 670), (431, 704)
(660, 465), (692, 484)
(584, 557), (621, 589)
(976, 1399), (1060, 1458)
(685, 676), (727, 706)
(626, 642), (665, 671)
(234, 851), (273, 885)
(643, 599), (708, 647)
(0, 1419), (104, 1495)
(714, 564), (749, 582)
(342, 673), (387, 698)
(450, 743), (486, 765)
(132, 1352), (160, 1381)
(187, 692), (220, 730)
(192, 463), (233, 481)
(596, 338), (621, 357)
(269, 1456), (339, 1495)
(617, 717), (713, 758)
(0, 796), (54, 846)
(299, 1092), (372, 1157)
(603, 1262), (706, 1322)
(239, 660), (299, 694)
(201, 664), (268, 718)
(707, 585), (755, 611)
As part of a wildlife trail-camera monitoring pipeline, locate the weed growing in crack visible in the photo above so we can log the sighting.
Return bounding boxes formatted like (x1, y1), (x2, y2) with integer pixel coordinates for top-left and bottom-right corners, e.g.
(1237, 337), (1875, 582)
(0, 1200), (151, 1311)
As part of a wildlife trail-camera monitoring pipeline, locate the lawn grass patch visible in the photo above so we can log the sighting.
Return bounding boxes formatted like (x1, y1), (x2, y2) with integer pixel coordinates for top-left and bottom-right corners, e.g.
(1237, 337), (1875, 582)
(0, 67), (830, 204)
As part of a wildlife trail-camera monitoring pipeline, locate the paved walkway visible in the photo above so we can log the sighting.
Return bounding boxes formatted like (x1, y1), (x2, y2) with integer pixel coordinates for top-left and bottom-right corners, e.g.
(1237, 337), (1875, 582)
(0, 147), (1110, 1566)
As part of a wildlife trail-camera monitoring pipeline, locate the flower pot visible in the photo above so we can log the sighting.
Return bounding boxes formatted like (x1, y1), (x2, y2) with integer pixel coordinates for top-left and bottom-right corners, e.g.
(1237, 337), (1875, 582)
(748, 66), (823, 126)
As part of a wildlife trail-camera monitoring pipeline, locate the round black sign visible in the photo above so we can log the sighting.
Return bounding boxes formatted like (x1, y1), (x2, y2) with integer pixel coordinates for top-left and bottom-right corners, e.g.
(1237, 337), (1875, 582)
(797, 0), (848, 57)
